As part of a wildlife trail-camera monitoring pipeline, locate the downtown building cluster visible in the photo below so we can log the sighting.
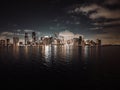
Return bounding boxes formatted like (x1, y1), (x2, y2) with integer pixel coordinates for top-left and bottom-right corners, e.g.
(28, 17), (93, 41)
(0, 30), (101, 47)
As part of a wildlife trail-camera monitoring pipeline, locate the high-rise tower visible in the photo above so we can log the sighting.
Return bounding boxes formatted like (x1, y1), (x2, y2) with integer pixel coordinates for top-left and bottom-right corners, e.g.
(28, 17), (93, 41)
(25, 32), (29, 45)
(96, 39), (101, 46)
(32, 32), (36, 42)
(13, 37), (19, 46)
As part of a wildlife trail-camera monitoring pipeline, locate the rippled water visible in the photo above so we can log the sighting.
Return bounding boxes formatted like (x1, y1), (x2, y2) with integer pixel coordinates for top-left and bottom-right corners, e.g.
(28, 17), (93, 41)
(0, 45), (120, 88)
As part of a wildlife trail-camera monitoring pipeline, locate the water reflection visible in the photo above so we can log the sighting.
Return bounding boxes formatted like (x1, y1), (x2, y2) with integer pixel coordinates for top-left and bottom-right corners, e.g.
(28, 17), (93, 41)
(0, 45), (102, 66)
(40, 45), (75, 66)
(13, 46), (19, 60)
(0, 45), (119, 87)
(43, 45), (52, 66)
(81, 46), (89, 60)
(24, 46), (29, 59)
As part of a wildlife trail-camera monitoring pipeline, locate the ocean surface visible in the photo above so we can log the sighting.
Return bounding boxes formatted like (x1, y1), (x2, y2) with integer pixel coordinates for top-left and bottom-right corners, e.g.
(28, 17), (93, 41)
(0, 45), (120, 89)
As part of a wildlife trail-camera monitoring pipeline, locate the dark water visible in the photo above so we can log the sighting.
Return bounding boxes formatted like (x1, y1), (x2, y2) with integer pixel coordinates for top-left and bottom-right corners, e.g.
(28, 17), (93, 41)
(0, 45), (120, 89)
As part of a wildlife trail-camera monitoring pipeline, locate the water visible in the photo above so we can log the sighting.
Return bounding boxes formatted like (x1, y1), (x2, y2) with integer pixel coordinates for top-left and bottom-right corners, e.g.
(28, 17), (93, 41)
(0, 45), (120, 89)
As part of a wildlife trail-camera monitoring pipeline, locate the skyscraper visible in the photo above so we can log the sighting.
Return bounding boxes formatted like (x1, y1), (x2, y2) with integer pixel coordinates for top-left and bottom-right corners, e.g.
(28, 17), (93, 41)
(0, 40), (5, 47)
(25, 32), (29, 45)
(13, 37), (19, 46)
(96, 39), (101, 46)
(32, 32), (36, 42)
(6, 39), (10, 46)
(78, 36), (82, 46)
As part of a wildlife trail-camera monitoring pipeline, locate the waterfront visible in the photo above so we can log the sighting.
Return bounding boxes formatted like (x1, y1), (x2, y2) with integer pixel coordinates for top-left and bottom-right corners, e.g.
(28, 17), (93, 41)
(0, 45), (120, 88)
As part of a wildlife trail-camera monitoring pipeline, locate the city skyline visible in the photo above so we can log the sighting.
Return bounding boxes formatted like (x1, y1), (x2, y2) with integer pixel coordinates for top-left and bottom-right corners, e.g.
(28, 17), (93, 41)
(0, 0), (120, 45)
(0, 0), (120, 88)
(0, 30), (102, 47)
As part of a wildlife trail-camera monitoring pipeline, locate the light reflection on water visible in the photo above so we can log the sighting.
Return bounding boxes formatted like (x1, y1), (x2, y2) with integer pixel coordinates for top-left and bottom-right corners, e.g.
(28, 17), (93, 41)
(0, 45), (102, 66)
(0, 45), (120, 87)
(0, 45), (119, 70)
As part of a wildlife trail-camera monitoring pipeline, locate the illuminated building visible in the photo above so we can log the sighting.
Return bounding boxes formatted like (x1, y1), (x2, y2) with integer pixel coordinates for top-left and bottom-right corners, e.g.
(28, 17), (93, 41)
(57, 30), (83, 45)
(81, 40), (85, 47)
(0, 40), (5, 47)
(32, 32), (36, 42)
(58, 30), (74, 45)
(52, 38), (61, 45)
(13, 37), (19, 46)
(85, 40), (96, 46)
(78, 36), (83, 46)
(6, 39), (10, 46)
(52, 39), (58, 45)
(73, 38), (79, 46)
(42, 36), (53, 45)
(19, 42), (23, 46)
(89, 40), (96, 46)
(25, 32), (29, 45)
(96, 39), (101, 46)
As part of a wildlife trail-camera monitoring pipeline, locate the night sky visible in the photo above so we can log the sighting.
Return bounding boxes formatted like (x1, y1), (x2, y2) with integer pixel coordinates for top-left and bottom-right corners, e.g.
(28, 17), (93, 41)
(0, 0), (120, 44)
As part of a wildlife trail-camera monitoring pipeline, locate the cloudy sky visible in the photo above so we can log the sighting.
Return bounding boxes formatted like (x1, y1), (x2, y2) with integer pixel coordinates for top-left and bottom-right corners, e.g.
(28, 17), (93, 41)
(0, 0), (120, 44)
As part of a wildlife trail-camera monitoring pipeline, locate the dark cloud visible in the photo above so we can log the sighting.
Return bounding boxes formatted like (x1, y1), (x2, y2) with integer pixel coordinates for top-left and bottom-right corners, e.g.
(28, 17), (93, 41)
(104, 0), (120, 5)
(67, 0), (120, 43)
(69, 4), (120, 19)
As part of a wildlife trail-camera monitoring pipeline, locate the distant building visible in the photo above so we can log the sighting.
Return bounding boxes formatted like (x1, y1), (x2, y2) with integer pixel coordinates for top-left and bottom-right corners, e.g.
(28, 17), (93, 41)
(25, 32), (29, 45)
(78, 36), (83, 46)
(90, 40), (96, 46)
(57, 30), (83, 45)
(13, 37), (19, 46)
(42, 36), (53, 45)
(32, 32), (36, 42)
(52, 38), (61, 45)
(73, 38), (79, 46)
(58, 30), (74, 41)
(52, 39), (58, 45)
(19, 42), (23, 46)
(0, 40), (5, 47)
(6, 39), (10, 46)
(81, 40), (85, 47)
(96, 39), (101, 46)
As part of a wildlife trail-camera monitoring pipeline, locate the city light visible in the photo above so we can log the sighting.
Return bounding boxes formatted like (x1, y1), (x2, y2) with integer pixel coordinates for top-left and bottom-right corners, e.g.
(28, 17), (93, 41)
(0, 30), (101, 47)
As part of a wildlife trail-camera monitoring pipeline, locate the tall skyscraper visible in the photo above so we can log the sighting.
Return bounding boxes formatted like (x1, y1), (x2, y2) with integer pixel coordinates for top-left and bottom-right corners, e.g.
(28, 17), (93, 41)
(25, 32), (29, 45)
(96, 39), (101, 46)
(13, 37), (19, 46)
(79, 36), (82, 46)
(32, 32), (36, 42)
(6, 39), (10, 46)
(0, 40), (5, 47)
